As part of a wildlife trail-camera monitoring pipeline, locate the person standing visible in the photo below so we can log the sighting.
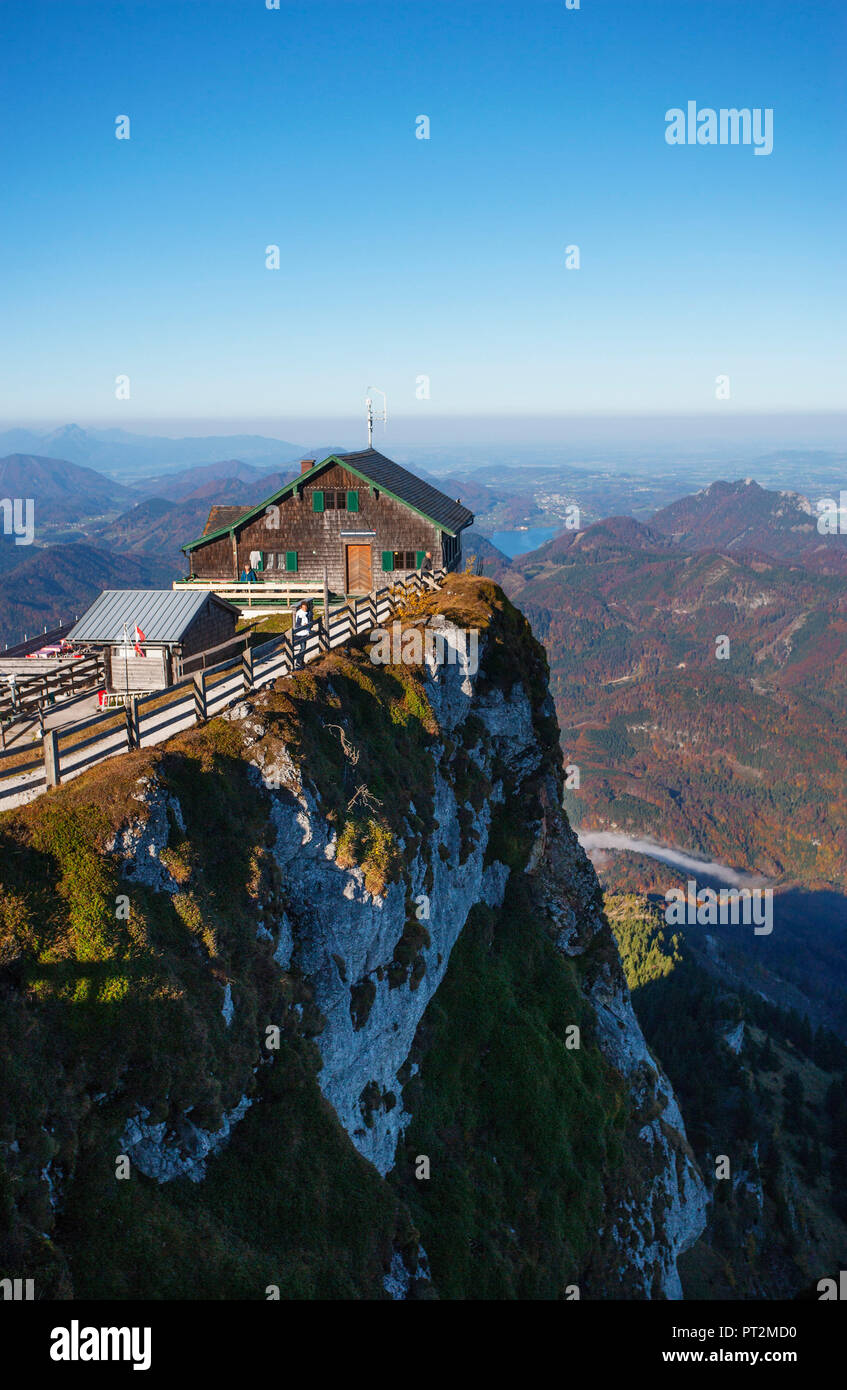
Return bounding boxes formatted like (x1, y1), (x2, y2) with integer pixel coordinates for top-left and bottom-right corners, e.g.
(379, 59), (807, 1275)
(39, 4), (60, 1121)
(292, 601), (310, 669)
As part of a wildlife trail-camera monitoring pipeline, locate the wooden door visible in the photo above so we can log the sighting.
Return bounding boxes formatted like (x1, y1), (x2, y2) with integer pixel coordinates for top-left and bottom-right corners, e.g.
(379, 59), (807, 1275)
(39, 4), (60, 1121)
(345, 545), (372, 593)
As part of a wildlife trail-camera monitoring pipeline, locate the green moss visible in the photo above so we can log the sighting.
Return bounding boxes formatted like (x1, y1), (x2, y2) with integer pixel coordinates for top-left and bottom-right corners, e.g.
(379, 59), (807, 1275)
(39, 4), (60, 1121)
(58, 1042), (411, 1300)
(350, 978), (376, 1031)
(264, 647), (438, 896)
(0, 727), (420, 1298)
(336, 816), (401, 897)
(29, 805), (121, 963)
(0, 723), (288, 1289)
(390, 876), (628, 1299)
(484, 795), (537, 871)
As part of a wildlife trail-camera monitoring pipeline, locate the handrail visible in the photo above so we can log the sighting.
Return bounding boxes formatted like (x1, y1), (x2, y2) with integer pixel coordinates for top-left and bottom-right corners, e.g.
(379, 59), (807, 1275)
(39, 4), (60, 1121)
(0, 570), (449, 808)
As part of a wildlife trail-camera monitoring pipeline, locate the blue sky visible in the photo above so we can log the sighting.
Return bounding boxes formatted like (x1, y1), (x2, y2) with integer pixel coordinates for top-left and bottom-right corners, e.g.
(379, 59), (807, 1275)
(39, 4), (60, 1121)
(1, 0), (844, 430)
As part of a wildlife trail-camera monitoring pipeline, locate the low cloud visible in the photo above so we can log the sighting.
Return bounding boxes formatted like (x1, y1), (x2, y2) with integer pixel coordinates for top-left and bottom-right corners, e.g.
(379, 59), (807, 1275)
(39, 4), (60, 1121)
(577, 831), (766, 889)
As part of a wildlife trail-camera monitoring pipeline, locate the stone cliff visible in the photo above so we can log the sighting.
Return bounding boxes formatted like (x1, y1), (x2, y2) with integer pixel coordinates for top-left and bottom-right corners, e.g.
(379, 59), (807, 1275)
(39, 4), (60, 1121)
(0, 575), (706, 1298)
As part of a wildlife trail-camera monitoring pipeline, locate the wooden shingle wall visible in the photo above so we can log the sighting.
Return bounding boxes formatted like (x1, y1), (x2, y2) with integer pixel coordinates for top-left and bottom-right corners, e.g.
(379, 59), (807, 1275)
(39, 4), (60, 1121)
(187, 464), (463, 587)
(180, 599), (238, 660)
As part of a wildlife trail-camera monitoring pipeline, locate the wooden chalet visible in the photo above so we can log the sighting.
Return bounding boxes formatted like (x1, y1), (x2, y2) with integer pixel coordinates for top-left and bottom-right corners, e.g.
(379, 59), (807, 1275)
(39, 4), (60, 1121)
(181, 449), (475, 594)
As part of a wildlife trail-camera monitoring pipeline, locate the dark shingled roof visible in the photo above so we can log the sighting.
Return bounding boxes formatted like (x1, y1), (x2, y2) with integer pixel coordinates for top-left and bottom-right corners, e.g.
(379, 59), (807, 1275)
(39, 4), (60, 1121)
(185, 448), (474, 552)
(203, 505), (250, 535)
(333, 450), (474, 534)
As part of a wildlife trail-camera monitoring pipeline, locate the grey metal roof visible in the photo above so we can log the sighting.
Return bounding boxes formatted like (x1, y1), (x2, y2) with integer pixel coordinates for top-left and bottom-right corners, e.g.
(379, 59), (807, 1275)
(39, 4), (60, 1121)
(335, 450), (475, 534)
(67, 590), (236, 645)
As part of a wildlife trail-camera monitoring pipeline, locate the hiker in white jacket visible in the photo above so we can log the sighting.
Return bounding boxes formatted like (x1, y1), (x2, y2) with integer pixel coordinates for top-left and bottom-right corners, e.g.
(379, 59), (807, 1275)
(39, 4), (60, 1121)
(292, 601), (310, 669)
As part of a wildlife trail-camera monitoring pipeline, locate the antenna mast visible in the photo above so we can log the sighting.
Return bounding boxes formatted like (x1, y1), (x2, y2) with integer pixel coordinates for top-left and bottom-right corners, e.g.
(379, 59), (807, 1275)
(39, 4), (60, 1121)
(365, 387), (387, 448)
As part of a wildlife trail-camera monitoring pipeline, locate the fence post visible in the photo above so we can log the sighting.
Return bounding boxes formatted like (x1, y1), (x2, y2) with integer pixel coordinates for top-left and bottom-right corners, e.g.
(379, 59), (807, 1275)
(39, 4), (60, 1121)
(124, 700), (139, 749)
(241, 646), (254, 695)
(44, 729), (60, 788)
(194, 670), (208, 722)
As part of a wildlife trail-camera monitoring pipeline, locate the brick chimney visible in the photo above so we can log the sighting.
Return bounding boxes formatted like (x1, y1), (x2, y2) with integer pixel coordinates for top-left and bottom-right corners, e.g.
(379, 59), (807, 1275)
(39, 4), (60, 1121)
(300, 458), (316, 474)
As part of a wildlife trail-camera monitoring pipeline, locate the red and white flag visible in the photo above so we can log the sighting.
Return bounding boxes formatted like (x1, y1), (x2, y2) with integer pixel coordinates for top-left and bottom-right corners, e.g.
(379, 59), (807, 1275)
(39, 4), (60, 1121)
(133, 624), (146, 657)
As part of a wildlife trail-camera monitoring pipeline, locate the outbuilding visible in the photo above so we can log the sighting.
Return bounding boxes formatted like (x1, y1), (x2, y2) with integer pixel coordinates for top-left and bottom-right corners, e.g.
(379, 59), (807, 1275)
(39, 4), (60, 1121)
(66, 589), (240, 693)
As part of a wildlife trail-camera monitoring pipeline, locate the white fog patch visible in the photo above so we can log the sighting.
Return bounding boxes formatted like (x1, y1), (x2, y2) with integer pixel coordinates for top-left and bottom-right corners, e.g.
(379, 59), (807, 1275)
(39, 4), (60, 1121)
(577, 832), (766, 889)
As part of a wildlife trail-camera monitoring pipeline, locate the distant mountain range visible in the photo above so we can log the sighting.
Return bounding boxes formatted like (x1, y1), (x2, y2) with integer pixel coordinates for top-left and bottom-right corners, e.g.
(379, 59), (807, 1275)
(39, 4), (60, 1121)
(0, 454), (133, 525)
(87, 467), (298, 567)
(460, 528), (512, 580)
(127, 458), (296, 502)
(0, 544), (175, 648)
(650, 478), (847, 572)
(502, 503), (847, 888)
(0, 425), (306, 480)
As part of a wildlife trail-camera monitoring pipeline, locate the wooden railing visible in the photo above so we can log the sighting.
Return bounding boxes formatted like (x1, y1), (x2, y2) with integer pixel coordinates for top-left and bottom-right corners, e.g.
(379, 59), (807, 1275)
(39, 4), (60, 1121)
(173, 577), (334, 609)
(2, 623), (75, 658)
(0, 571), (446, 811)
(0, 657), (106, 748)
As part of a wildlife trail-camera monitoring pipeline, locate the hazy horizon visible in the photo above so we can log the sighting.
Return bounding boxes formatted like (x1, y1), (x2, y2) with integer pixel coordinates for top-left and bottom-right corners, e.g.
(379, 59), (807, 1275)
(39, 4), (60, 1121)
(2, 411), (845, 456)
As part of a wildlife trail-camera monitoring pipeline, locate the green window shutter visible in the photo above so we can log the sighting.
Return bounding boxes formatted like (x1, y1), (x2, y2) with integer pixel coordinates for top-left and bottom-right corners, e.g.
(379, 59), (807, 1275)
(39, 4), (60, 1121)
(285, 551), (298, 572)
(312, 490), (324, 513)
(415, 550), (426, 568)
(347, 489), (359, 512)
(256, 555), (264, 572)
(381, 550), (394, 572)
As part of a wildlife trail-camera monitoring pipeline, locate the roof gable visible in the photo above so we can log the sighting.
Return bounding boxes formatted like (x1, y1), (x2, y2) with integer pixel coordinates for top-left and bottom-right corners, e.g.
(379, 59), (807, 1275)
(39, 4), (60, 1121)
(203, 504), (250, 535)
(183, 449), (474, 551)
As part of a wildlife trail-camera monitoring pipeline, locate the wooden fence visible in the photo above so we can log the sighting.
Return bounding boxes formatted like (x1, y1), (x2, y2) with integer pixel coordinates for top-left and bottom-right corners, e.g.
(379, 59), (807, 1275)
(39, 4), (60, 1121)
(0, 571), (445, 811)
(2, 623), (74, 657)
(173, 578), (334, 610)
(0, 656), (106, 749)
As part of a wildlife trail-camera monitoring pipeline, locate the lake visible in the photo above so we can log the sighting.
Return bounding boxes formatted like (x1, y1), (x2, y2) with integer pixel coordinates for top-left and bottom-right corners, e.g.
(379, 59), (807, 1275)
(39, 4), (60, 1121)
(490, 527), (558, 558)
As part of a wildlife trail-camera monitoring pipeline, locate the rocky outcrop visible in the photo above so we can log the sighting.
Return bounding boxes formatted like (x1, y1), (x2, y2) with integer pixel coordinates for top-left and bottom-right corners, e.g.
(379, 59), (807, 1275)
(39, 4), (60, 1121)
(100, 580), (706, 1293)
(105, 776), (184, 894)
(250, 634), (516, 1175)
(120, 1096), (252, 1184)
